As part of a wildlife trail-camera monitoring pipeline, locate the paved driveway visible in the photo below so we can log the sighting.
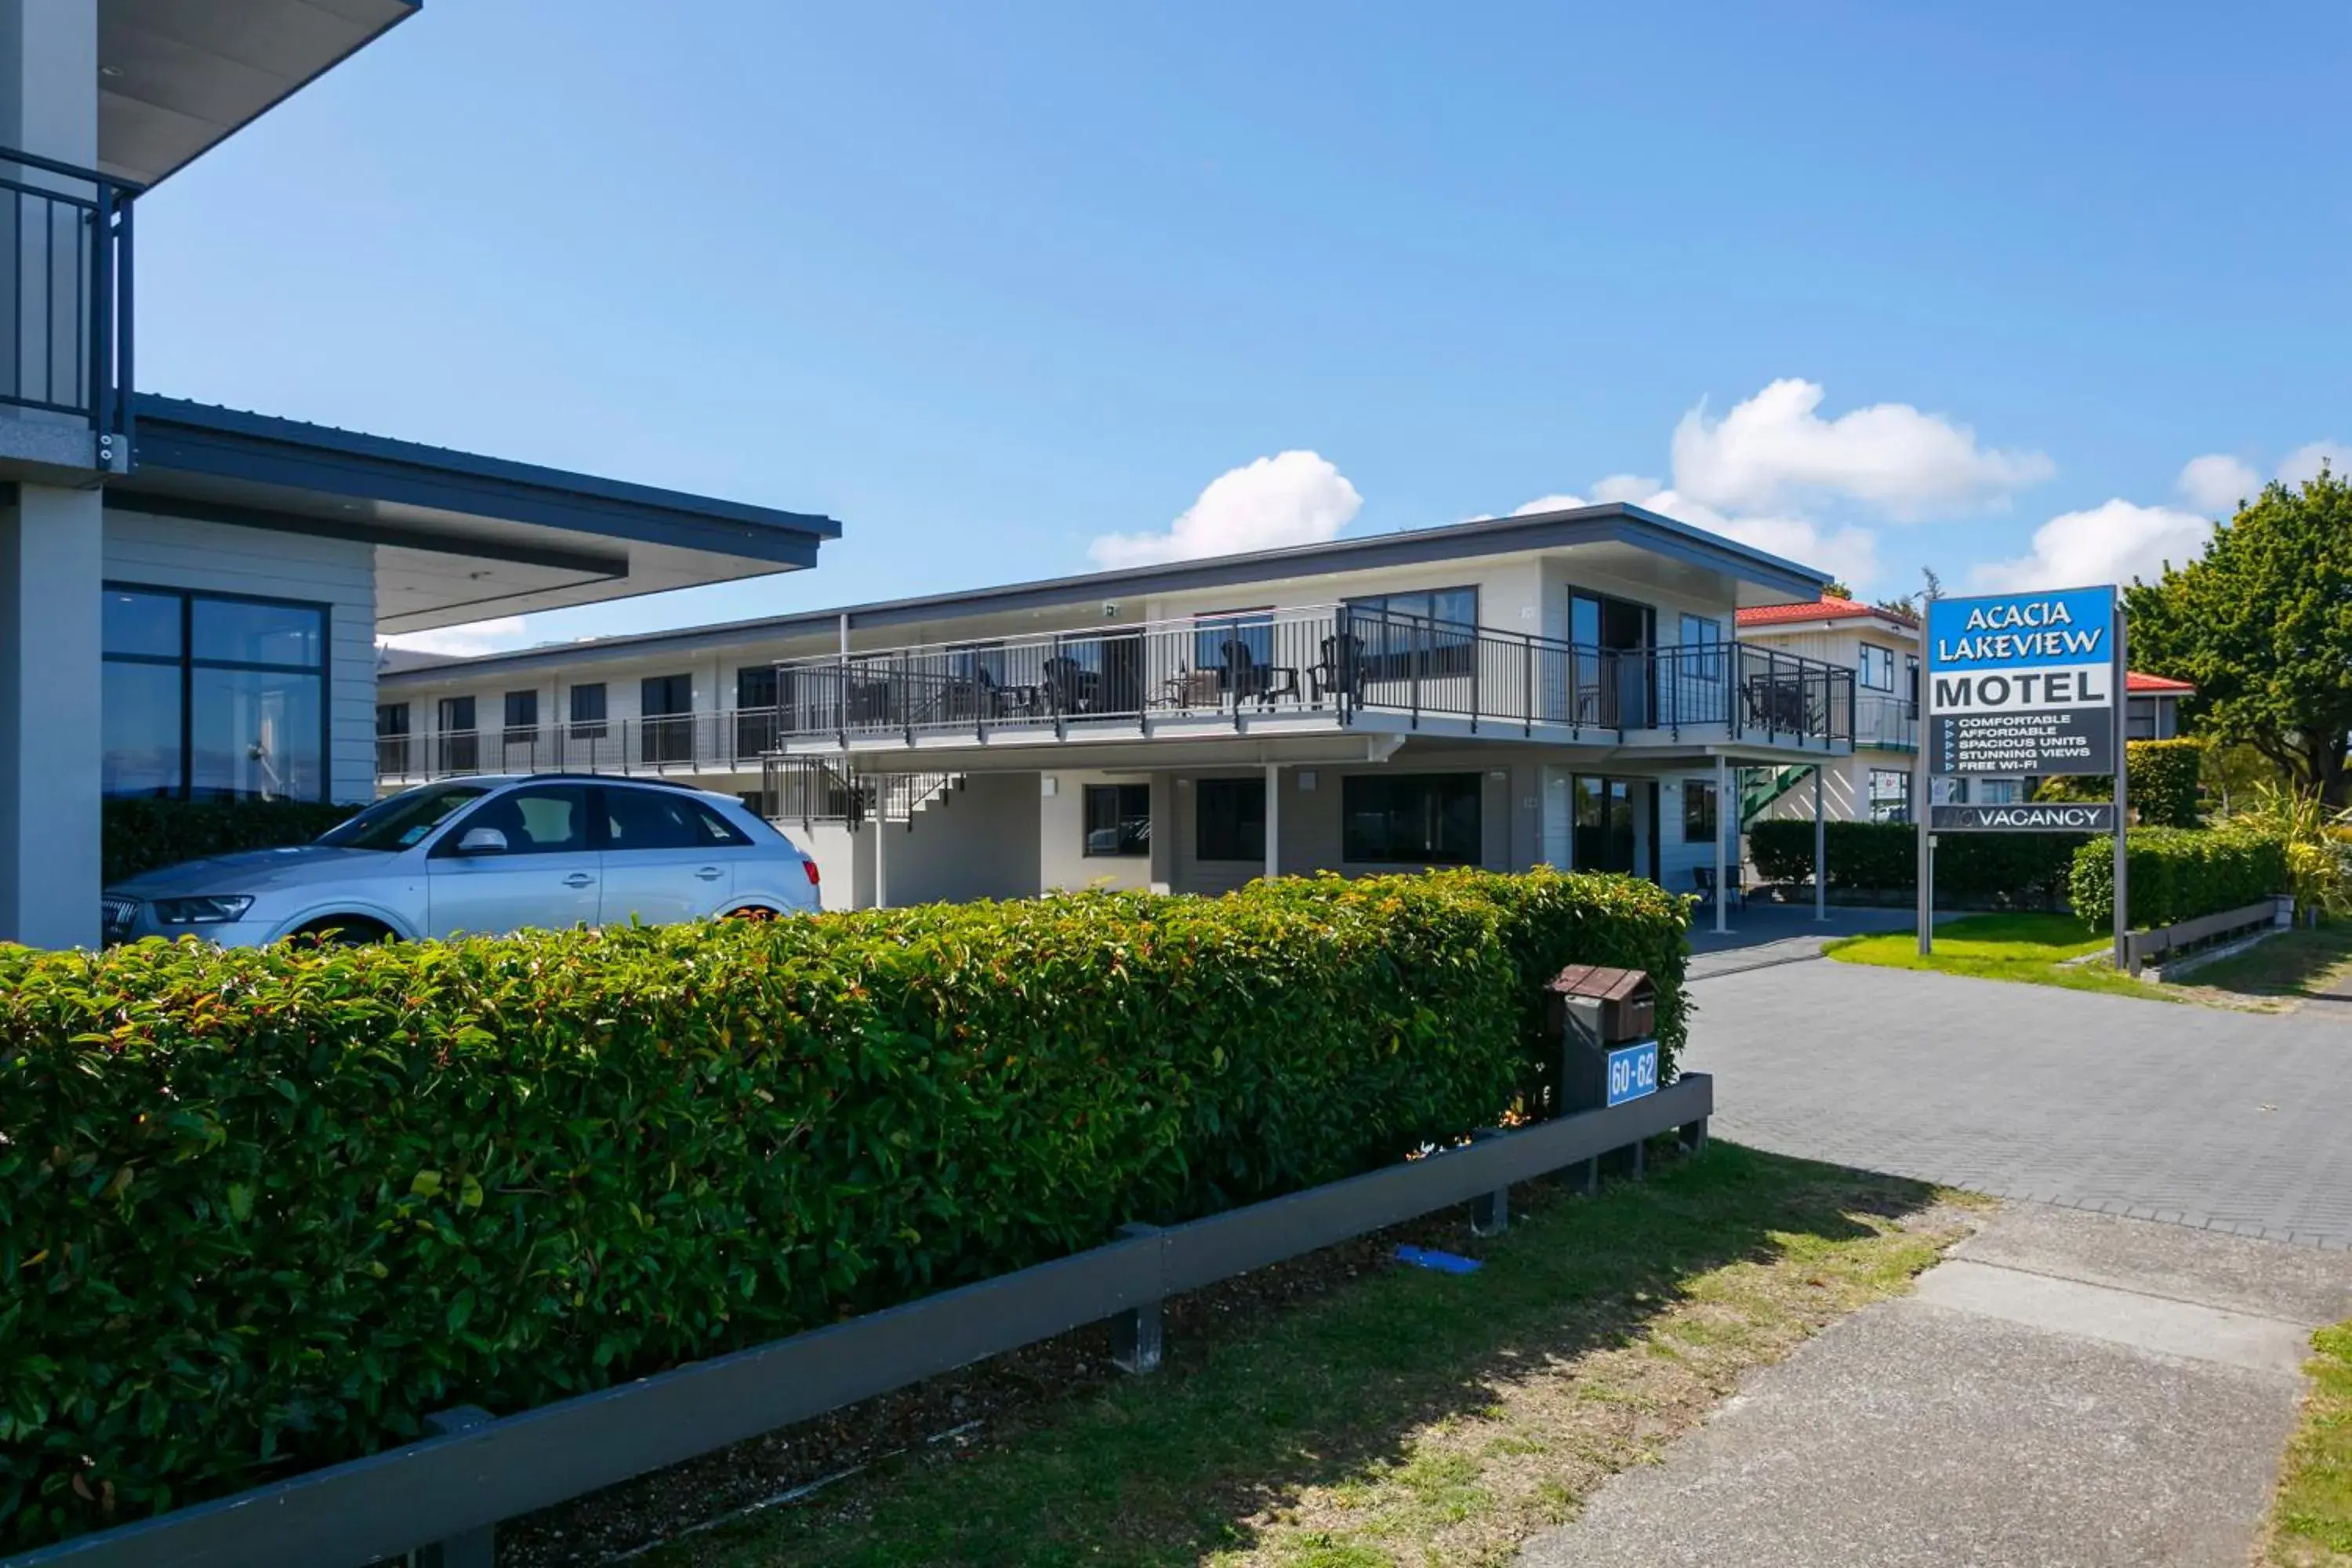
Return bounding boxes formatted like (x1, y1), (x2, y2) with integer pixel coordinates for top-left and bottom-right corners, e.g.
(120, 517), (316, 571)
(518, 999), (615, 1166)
(1685, 960), (2352, 1249)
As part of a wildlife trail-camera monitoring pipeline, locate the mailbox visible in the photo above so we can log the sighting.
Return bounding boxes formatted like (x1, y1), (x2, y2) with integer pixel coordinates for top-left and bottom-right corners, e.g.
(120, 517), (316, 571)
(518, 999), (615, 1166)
(1546, 964), (1660, 1114)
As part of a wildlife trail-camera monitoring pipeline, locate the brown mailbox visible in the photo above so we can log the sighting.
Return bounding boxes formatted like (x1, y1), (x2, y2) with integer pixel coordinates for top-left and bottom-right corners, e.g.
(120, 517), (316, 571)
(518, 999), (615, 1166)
(1545, 964), (1656, 1046)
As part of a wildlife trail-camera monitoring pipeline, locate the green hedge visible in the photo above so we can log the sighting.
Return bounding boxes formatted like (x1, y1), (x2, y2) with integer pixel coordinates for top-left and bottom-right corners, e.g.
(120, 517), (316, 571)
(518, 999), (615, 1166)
(0, 869), (1686, 1548)
(2067, 826), (2288, 929)
(1748, 819), (2088, 906)
(102, 798), (362, 886)
(2033, 738), (2205, 828)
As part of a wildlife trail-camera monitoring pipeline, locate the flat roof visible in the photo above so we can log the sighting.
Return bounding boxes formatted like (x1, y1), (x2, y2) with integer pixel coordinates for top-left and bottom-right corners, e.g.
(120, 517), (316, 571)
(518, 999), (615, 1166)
(379, 501), (1831, 684)
(118, 396), (843, 631)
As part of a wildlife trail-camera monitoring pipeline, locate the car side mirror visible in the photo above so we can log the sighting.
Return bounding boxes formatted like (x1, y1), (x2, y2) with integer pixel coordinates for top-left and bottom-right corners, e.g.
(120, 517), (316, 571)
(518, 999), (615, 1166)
(456, 826), (509, 855)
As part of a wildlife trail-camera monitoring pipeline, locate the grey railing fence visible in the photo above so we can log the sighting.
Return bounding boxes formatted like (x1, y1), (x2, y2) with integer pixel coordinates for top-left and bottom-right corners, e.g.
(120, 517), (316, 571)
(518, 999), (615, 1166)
(0, 147), (135, 459)
(2, 1076), (1712, 1568)
(376, 708), (793, 783)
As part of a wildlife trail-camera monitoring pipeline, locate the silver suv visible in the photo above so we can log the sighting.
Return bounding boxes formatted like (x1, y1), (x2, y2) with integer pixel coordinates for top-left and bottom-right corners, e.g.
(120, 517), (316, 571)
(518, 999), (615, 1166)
(101, 775), (822, 946)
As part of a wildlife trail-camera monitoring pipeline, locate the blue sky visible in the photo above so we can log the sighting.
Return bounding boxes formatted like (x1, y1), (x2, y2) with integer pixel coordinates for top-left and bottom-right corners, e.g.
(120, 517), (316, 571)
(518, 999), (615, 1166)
(133, 2), (2349, 653)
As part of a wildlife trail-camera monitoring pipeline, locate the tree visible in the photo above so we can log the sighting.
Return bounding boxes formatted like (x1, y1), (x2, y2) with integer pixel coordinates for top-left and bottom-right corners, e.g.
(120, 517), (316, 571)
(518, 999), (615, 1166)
(2124, 466), (2352, 804)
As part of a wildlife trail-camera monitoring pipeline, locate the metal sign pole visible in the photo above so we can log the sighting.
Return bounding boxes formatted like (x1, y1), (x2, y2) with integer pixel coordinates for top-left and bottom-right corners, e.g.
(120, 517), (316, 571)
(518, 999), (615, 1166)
(2112, 601), (2129, 970)
(1915, 587), (1936, 956)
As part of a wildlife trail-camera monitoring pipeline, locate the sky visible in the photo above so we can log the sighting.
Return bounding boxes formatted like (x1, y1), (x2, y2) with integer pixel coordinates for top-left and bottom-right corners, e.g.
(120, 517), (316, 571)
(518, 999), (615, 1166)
(130, 2), (2351, 656)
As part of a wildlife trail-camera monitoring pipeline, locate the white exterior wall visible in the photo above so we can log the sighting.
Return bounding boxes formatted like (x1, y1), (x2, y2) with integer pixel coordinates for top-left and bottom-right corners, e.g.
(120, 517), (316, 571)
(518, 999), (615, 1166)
(883, 772), (1041, 906)
(1040, 769), (1156, 892)
(104, 510), (379, 804)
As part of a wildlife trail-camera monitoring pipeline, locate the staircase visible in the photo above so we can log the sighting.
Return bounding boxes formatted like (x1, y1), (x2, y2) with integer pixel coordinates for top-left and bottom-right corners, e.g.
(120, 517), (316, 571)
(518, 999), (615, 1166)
(1740, 764), (1817, 824)
(762, 757), (963, 831)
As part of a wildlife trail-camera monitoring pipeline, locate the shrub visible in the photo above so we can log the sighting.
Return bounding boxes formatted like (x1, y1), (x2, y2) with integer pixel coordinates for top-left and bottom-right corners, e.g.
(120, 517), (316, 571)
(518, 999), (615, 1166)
(2033, 738), (2205, 827)
(2227, 785), (2352, 918)
(102, 797), (362, 886)
(1748, 819), (2086, 906)
(0, 868), (1686, 1548)
(2067, 825), (2288, 929)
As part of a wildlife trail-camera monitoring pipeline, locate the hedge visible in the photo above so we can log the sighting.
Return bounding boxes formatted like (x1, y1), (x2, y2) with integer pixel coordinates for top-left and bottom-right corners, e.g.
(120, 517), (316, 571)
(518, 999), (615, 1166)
(0, 868), (1687, 1548)
(2034, 738), (2204, 828)
(2067, 825), (2288, 930)
(102, 798), (362, 886)
(1748, 819), (2087, 906)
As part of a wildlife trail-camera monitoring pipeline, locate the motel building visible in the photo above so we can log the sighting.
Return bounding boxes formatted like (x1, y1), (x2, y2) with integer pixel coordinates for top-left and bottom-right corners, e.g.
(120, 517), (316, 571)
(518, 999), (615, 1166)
(379, 503), (1860, 911)
(0, 2), (842, 948)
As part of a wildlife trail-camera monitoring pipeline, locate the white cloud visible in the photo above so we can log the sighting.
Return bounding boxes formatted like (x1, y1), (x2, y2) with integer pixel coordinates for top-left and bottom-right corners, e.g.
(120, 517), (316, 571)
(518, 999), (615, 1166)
(2176, 453), (2262, 516)
(1512, 492), (1588, 515)
(1668, 378), (2053, 518)
(2278, 440), (2350, 487)
(1969, 499), (2212, 593)
(1089, 450), (1362, 568)
(1589, 472), (1662, 504)
(378, 616), (534, 659)
(1509, 479), (1878, 590)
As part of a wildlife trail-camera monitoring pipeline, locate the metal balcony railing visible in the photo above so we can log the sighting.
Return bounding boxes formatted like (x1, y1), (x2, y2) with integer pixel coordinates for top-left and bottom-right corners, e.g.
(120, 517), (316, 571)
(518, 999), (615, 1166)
(763, 605), (1855, 750)
(376, 708), (793, 782)
(0, 148), (135, 459)
(1855, 692), (1920, 750)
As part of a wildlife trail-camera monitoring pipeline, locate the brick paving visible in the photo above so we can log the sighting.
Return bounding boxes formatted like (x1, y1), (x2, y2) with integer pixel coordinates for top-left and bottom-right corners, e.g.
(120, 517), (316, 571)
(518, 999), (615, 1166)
(1685, 960), (2352, 1249)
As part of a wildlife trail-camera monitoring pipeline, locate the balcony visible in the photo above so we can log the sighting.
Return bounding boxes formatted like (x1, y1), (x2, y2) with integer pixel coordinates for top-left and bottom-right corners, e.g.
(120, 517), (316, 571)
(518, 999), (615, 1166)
(377, 709), (790, 787)
(0, 150), (136, 468)
(1855, 692), (1919, 750)
(760, 605), (1854, 760)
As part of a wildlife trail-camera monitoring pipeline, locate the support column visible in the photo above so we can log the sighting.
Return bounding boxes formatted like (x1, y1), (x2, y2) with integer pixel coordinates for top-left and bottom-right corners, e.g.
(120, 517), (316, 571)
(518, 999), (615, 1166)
(871, 815), (888, 909)
(1146, 770), (1175, 892)
(0, 485), (103, 947)
(1713, 754), (1730, 934)
(1263, 762), (1280, 881)
(1813, 764), (1828, 921)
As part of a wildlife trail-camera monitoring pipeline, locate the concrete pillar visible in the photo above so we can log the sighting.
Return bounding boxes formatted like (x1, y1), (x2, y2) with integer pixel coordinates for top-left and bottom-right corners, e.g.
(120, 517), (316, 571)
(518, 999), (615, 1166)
(1147, 770), (1174, 891)
(1713, 753), (1729, 935)
(1263, 763), (1280, 881)
(0, 484), (103, 946)
(870, 815), (888, 909)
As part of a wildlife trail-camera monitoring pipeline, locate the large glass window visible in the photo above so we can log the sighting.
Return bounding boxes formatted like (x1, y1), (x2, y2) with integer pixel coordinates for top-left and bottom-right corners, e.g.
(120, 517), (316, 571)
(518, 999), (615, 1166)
(1196, 777), (1265, 862)
(1083, 783), (1150, 857)
(1683, 779), (1719, 844)
(102, 585), (326, 801)
(1346, 587), (1479, 679)
(1193, 610), (1275, 670)
(641, 674), (694, 764)
(1859, 643), (1896, 691)
(503, 690), (539, 733)
(1343, 773), (1480, 864)
(569, 683), (608, 740)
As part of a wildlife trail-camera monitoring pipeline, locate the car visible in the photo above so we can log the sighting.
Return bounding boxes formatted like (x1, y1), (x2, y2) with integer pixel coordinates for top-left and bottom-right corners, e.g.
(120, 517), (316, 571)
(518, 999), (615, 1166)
(100, 775), (822, 947)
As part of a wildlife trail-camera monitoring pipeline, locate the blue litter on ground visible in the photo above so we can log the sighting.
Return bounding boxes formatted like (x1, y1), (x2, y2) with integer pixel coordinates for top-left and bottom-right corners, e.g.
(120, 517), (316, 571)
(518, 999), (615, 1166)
(1394, 1244), (1482, 1274)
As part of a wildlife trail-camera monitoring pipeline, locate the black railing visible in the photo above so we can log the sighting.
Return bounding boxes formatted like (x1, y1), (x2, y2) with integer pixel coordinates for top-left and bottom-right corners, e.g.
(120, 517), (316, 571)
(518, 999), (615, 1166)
(0, 147), (135, 459)
(763, 606), (1854, 750)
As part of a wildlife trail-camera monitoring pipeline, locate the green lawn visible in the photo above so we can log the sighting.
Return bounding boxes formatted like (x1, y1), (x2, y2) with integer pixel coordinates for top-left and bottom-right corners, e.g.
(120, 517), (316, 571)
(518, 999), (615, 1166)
(1825, 913), (2167, 1000)
(657, 1145), (1973, 1568)
(2182, 924), (2352, 1004)
(2263, 1319), (2352, 1565)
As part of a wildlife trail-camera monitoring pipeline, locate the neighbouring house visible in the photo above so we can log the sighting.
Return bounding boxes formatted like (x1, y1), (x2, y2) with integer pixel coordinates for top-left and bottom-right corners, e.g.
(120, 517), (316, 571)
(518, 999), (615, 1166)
(1735, 594), (2194, 830)
(0, 3), (842, 948)
(378, 503), (1858, 917)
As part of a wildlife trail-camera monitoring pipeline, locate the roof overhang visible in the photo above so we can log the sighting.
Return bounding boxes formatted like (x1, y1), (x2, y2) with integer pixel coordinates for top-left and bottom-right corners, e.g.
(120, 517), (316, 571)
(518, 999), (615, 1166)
(99, 0), (421, 187)
(116, 397), (841, 632)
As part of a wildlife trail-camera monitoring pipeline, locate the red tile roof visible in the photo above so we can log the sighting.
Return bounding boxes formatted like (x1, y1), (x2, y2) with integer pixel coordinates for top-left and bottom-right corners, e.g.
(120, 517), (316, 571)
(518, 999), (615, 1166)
(2126, 671), (2194, 694)
(1736, 597), (1918, 628)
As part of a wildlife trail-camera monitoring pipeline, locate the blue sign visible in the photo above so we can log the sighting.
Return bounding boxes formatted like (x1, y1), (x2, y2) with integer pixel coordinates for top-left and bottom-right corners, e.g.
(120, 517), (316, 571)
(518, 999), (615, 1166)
(1605, 1040), (1659, 1107)
(1926, 586), (2115, 673)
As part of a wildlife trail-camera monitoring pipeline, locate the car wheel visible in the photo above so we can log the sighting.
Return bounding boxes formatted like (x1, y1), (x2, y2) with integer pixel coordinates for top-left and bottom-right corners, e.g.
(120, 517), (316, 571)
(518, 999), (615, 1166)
(724, 905), (783, 920)
(289, 916), (396, 947)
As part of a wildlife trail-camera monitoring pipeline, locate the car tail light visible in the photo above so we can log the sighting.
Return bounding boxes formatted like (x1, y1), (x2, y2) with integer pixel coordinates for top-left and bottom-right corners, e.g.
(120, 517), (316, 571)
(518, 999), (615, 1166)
(802, 859), (821, 887)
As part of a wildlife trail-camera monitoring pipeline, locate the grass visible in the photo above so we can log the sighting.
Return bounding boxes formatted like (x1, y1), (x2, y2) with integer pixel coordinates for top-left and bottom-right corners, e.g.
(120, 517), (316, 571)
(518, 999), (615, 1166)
(1825, 913), (2169, 1000)
(2182, 924), (2352, 1005)
(659, 1145), (1977, 1568)
(2262, 1319), (2352, 1565)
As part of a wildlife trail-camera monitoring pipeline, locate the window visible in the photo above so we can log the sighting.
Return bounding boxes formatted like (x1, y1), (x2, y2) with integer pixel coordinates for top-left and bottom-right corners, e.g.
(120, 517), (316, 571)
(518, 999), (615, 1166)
(641, 673), (693, 715)
(736, 666), (784, 755)
(437, 784), (591, 856)
(1083, 783), (1151, 857)
(2127, 696), (2158, 741)
(1193, 609), (1274, 671)
(102, 585), (327, 802)
(377, 702), (410, 738)
(1683, 780), (1718, 844)
(322, 782), (489, 851)
(1196, 777), (1265, 862)
(503, 690), (538, 734)
(376, 702), (411, 773)
(1867, 769), (1911, 823)
(1976, 777), (2024, 804)
(641, 674), (694, 764)
(1678, 614), (1724, 681)
(736, 666), (779, 710)
(1859, 643), (1896, 692)
(435, 695), (479, 775)
(604, 786), (751, 851)
(1343, 774), (1480, 864)
(1346, 587), (1479, 679)
(569, 683), (608, 740)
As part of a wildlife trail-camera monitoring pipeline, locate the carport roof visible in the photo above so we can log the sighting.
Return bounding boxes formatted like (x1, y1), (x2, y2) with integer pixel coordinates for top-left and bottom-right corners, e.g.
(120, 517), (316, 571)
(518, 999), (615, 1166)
(115, 396), (842, 632)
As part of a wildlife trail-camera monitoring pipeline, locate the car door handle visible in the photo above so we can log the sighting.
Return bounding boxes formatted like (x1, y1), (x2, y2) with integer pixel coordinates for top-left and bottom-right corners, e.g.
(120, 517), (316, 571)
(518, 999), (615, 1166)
(563, 873), (595, 887)
(695, 867), (723, 881)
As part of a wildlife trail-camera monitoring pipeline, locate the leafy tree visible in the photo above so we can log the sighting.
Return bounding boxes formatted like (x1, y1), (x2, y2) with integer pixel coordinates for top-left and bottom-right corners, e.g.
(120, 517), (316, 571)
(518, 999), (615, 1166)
(2125, 466), (2352, 804)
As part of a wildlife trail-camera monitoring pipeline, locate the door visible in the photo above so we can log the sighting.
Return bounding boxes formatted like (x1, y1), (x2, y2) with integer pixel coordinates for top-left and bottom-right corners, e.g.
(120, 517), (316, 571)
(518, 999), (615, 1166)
(597, 785), (747, 925)
(436, 695), (478, 775)
(1572, 775), (1637, 873)
(426, 783), (597, 938)
(641, 673), (695, 765)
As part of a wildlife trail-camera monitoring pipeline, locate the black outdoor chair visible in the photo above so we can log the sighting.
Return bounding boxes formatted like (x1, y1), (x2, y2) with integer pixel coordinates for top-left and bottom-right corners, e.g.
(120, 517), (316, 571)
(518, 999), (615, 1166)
(1309, 632), (1364, 704)
(1041, 655), (1099, 716)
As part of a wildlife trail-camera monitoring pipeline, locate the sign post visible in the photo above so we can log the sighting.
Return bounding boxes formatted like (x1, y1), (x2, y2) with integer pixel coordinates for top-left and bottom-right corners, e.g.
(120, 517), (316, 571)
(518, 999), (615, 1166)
(1922, 585), (2125, 956)
(2112, 602), (2129, 971)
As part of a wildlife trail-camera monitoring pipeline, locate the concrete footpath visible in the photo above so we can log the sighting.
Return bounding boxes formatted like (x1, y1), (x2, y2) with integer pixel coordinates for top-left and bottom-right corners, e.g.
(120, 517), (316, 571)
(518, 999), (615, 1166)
(1519, 1203), (2352, 1567)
